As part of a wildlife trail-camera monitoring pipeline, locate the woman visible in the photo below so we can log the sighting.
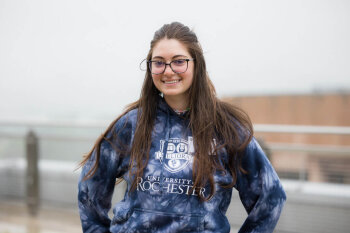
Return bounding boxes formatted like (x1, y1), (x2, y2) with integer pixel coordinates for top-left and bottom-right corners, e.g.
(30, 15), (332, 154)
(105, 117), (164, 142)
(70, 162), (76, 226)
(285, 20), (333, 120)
(78, 22), (286, 233)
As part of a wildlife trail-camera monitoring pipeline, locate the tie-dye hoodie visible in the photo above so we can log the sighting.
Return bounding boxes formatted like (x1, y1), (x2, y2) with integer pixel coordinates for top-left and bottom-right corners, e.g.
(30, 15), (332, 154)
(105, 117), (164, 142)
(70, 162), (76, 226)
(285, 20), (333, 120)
(78, 98), (286, 233)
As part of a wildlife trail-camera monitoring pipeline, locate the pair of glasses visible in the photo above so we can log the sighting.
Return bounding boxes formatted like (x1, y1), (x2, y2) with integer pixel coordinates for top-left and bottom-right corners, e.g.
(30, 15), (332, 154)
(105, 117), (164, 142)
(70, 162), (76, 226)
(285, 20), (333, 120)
(147, 58), (195, 75)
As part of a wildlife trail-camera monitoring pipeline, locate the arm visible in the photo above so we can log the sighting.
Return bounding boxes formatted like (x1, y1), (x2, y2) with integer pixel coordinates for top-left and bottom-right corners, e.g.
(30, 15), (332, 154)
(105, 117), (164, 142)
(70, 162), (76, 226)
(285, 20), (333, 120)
(235, 138), (286, 233)
(78, 119), (129, 233)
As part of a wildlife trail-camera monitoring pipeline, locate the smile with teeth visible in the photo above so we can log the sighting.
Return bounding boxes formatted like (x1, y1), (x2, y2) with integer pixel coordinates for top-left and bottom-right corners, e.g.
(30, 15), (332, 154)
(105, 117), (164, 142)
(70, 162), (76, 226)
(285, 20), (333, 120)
(163, 79), (181, 84)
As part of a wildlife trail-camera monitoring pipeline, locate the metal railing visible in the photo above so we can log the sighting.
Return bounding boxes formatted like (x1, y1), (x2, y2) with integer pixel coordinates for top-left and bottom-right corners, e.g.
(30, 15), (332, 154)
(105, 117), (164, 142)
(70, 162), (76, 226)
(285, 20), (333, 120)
(1, 120), (349, 186)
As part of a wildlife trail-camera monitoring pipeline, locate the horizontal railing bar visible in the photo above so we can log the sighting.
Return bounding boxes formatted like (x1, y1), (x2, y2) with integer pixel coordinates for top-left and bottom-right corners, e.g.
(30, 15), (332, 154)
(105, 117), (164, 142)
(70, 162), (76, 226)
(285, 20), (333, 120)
(269, 143), (350, 155)
(0, 133), (24, 139)
(254, 124), (350, 135)
(0, 133), (96, 141)
(0, 119), (108, 128)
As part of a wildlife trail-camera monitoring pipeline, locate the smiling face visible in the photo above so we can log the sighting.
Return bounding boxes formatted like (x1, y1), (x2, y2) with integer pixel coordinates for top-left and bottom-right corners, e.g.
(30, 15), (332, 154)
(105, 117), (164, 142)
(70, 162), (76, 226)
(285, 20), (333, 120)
(151, 38), (194, 109)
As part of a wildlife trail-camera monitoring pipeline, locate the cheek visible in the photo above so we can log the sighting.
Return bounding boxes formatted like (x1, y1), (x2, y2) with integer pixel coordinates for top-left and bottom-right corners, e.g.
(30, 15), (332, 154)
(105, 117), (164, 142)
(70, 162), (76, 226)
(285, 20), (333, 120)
(186, 66), (194, 82)
(184, 70), (194, 84)
(151, 75), (162, 88)
(151, 74), (159, 82)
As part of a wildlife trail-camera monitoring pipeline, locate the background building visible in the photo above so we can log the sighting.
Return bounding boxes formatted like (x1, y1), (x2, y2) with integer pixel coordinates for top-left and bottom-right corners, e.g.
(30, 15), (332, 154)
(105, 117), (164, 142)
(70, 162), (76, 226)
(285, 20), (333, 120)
(224, 92), (350, 184)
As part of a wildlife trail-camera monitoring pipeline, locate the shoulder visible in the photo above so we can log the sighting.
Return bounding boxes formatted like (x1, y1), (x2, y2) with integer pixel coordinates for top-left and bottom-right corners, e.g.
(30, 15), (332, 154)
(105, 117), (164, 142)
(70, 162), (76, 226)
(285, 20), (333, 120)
(104, 108), (139, 144)
(241, 137), (271, 172)
(245, 137), (261, 151)
(113, 109), (138, 131)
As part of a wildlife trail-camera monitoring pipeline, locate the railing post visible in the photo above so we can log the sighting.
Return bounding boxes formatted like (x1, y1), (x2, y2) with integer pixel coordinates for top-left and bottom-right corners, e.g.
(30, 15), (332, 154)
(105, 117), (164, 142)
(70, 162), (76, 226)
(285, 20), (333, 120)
(26, 130), (39, 215)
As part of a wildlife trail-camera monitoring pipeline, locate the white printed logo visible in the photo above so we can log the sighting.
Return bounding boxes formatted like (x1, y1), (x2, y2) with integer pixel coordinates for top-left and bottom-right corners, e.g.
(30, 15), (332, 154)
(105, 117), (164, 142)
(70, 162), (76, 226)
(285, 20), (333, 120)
(155, 137), (194, 173)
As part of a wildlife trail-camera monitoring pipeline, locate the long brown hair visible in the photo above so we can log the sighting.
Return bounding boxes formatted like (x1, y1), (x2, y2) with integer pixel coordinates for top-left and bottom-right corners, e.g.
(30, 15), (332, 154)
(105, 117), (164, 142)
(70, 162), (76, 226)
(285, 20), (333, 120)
(80, 22), (253, 201)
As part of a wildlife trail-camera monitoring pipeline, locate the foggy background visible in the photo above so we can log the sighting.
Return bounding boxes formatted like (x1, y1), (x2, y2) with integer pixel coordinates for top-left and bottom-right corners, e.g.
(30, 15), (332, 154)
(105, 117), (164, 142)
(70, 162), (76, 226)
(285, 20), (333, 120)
(1, 0), (349, 123)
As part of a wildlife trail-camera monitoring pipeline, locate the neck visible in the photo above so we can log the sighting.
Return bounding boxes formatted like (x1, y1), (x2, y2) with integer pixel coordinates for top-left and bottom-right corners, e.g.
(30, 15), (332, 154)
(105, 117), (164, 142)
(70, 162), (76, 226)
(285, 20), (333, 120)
(164, 95), (189, 111)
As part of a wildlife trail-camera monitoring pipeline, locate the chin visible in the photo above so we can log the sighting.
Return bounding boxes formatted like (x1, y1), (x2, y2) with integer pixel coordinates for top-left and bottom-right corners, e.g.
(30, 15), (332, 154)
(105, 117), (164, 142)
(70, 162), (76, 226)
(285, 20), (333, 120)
(163, 91), (182, 96)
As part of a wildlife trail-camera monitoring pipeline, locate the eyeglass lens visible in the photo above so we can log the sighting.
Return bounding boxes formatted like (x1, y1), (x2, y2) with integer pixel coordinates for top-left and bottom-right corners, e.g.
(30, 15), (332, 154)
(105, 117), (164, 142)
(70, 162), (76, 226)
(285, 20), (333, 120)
(150, 59), (188, 74)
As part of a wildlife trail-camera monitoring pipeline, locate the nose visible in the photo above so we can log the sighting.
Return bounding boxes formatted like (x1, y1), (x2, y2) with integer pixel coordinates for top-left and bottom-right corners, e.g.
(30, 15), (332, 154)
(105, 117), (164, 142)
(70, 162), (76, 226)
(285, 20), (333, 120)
(163, 64), (175, 76)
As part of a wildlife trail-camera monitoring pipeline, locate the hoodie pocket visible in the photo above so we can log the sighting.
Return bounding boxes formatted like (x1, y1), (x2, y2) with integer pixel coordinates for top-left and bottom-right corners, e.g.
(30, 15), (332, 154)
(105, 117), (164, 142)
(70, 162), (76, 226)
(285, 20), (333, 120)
(111, 208), (201, 233)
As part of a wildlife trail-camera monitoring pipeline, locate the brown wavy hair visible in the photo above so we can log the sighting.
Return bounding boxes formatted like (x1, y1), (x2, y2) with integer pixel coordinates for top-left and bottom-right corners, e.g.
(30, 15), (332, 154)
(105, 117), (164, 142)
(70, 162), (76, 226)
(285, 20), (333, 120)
(80, 22), (253, 201)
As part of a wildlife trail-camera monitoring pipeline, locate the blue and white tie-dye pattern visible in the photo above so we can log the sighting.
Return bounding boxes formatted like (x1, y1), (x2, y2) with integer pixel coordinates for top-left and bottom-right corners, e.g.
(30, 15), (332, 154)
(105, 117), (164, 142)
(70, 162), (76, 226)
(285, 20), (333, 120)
(78, 98), (286, 233)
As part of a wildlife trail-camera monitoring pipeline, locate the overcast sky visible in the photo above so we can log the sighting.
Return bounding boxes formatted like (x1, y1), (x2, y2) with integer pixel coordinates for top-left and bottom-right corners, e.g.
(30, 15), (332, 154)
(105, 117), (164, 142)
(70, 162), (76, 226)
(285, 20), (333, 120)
(0, 0), (349, 122)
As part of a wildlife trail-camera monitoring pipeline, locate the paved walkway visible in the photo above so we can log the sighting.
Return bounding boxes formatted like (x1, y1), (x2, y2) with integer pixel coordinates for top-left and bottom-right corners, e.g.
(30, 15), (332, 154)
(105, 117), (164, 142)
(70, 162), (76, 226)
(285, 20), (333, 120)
(0, 199), (81, 233)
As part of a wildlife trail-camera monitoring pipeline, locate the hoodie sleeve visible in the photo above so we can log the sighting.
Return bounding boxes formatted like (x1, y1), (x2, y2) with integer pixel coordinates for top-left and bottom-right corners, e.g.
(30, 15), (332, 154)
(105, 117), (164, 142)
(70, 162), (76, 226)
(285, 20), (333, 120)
(235, 137), (286, 233)
(77, 118), (130, 233)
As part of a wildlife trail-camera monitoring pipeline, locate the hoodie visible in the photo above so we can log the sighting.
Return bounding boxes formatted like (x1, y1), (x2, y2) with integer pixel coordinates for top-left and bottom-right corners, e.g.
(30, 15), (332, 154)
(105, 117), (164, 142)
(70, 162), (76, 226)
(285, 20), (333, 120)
(78, 97), (286, 233)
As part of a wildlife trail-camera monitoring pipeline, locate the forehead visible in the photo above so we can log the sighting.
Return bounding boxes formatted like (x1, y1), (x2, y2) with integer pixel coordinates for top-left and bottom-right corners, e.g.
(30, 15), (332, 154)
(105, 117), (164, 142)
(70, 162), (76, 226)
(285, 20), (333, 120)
(152, 39), (190, 59)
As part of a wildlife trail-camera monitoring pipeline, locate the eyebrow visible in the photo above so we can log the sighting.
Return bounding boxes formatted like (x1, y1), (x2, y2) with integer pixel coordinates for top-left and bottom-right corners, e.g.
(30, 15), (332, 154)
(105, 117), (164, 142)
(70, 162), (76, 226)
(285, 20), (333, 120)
(152, 55), (188, 60)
